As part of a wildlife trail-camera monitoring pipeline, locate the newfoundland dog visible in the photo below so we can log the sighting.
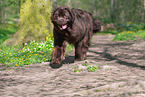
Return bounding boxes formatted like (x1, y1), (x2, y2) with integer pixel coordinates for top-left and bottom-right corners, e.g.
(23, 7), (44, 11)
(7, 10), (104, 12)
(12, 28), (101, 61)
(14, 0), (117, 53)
(51, 6), (101, 65)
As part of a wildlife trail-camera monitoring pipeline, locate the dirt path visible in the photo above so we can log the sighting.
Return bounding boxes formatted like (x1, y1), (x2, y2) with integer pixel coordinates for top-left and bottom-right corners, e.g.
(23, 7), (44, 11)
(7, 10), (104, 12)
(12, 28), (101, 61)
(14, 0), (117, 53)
(0, 35), (145, 97)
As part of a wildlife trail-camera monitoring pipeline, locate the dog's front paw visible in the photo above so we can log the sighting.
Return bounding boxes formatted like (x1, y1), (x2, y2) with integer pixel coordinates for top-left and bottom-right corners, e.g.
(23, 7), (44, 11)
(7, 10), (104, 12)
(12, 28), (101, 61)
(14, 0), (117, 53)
(51, 58), (62, 65)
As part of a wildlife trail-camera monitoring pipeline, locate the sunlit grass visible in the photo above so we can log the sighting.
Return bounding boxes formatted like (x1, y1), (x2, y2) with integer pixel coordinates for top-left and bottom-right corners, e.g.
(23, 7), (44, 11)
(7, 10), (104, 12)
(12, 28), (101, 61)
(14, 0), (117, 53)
(100, 22), (145, 41)
(0, 35), (73, 67)
(0, 36), (53, 67)
(113, 30), (145, 41)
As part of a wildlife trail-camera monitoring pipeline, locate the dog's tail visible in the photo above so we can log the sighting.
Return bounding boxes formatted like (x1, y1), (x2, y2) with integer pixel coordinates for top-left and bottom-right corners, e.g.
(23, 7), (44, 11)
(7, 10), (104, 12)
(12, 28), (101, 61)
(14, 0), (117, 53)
(93, 19), (102, 33)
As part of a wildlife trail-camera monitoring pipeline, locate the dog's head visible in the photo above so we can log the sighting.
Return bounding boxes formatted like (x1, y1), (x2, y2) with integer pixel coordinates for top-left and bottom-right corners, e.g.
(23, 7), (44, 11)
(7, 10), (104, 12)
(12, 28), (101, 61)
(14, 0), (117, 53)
(51, 6), (74, 30)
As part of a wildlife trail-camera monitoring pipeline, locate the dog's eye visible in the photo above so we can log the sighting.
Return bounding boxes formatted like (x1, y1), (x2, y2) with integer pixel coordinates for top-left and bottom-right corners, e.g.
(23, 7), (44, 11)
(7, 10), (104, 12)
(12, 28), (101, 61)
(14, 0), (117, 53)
(64, 16), (68, 19)
(54, 16), (58, 20)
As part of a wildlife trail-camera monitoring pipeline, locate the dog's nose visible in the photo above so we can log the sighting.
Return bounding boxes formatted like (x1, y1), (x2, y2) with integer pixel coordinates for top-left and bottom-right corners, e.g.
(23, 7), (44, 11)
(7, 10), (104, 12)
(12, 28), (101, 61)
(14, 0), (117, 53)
(59, 19), (64, 22)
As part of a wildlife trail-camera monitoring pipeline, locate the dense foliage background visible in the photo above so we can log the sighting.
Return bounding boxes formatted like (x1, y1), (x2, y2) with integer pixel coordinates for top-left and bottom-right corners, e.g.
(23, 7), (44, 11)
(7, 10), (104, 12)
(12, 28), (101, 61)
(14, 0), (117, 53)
(1, 0), (145, 28)
(54, 0), (145, 24)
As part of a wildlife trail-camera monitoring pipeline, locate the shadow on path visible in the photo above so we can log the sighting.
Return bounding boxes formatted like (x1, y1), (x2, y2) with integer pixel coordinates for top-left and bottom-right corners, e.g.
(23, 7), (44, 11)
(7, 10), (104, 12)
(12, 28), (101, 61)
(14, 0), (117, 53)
(50, 56), (75, 69)
(88, 49), (145, 70)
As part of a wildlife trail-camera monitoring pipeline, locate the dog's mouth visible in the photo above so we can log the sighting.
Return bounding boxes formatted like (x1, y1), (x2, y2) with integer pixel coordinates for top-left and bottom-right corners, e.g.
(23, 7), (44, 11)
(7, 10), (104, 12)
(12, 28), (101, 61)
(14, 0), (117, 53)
(58, 25), (67, 30)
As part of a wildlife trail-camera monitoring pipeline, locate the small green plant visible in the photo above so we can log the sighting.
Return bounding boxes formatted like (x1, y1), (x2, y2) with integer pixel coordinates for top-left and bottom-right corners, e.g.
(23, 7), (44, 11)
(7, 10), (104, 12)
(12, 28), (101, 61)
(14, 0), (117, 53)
(95, 89), (101, 92)
(82, 61), (88, 66)
(72, 69), (81, 73)
(87, 65), (98, 72)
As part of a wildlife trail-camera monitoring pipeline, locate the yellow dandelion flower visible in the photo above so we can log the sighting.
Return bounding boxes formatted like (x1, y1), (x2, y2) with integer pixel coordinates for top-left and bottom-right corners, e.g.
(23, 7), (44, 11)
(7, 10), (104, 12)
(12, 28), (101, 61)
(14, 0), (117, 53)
(76, 71), (80, 73)
(46, 36), (49, 41)
(34, 54), (38, 56)
(127, 21), (132, 24)
(4, 54), (6, 56)
(42, 52), (44, 54)
(43, 58), (46, 60)
(15, 64), (18, 66)
(139, 29), (142, 32)
(128, 31), (134, 33)
(22, 58), (24, 60)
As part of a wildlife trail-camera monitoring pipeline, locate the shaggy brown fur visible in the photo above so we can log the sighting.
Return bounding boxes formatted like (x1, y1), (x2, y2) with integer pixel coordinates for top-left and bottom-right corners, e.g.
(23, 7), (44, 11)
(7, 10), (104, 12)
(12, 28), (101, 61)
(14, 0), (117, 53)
(51, 6), (101, 65)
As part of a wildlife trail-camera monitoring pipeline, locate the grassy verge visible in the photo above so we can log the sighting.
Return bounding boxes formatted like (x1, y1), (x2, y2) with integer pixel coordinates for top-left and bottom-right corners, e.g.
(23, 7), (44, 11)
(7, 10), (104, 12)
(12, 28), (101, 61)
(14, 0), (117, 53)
(101, 22), (145, 41)
(0, 36), (53, 67)
(0, 37), (73, 67)
(113, 30), (145, 41)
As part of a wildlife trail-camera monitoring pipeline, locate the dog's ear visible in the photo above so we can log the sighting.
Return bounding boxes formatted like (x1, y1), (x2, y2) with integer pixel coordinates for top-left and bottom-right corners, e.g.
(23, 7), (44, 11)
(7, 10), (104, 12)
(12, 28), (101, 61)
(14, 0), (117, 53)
(51, 10), (55, 21)
(51, 8), (57, 22)
(66, 7), (75, 25)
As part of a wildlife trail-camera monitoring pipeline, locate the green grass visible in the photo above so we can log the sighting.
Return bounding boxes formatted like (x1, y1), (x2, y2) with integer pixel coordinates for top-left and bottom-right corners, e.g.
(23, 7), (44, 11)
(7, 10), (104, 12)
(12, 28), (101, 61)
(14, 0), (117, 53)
(0, 37), (54, 67)
(0, 17), (18, 44)
(101, 22), (145, 41)
(113, 30), (145, 41)
(0, 37), (73, 67)
(0, 25), (17, 44)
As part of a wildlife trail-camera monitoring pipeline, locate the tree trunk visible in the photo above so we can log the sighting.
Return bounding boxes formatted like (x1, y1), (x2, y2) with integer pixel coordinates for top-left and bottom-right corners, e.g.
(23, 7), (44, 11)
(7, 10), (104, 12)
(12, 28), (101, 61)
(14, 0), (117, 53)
(53, 0), (57, 8)
(110, 0), (114, 22)
(92, 0), (96, 17)
(144, 0), (145, 22)
(3, 0), (53, 46)
(67, 0), (71, 7)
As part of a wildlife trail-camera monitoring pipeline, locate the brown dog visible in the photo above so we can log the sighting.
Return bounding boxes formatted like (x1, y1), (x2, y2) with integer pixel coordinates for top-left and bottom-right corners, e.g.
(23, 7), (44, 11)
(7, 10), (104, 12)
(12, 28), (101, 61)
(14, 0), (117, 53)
(51, 6), (101, 65)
